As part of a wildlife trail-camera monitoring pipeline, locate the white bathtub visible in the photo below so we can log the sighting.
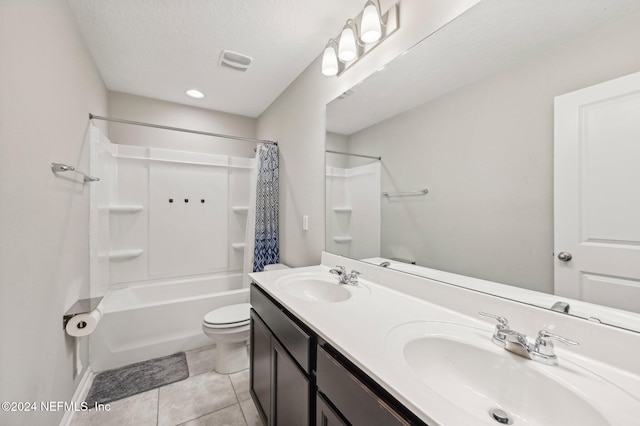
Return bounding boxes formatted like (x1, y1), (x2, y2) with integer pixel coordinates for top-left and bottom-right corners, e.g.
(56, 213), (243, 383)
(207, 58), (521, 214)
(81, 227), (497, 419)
(90, 273), (248, 372)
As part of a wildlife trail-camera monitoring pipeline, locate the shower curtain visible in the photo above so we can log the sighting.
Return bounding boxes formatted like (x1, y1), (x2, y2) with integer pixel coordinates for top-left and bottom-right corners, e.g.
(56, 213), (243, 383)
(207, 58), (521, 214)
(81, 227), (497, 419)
(251, 144), (279, 272)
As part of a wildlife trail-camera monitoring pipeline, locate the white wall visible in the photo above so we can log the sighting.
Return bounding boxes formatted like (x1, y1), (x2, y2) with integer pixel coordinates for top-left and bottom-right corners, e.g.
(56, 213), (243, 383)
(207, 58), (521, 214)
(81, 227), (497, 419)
(325, 132), (349, 168)
(0, 1), (108, 425)
(257, 0), (480, 267)
(108, 91), (257, 157)
(347, 10), (640, 292)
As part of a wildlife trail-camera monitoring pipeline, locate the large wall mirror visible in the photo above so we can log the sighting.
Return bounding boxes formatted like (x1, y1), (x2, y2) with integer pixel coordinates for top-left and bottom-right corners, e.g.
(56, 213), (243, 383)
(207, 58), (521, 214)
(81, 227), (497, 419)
(325, 0), (640, 332)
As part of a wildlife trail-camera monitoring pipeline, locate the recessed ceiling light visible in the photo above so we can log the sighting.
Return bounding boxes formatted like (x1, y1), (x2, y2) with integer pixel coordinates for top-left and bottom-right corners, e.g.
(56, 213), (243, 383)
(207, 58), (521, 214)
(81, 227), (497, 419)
(186, 89), (205, 99)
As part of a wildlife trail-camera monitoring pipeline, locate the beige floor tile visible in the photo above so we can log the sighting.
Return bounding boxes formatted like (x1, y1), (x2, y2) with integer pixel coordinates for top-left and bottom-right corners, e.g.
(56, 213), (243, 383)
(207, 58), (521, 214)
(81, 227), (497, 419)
(185, 345), (216, 377)
(178, 404), (247, 426)
(239, 398), (264, 426)
(158, 371), (237, 426)
(229, 369), (250, 401)
(71, 389), (158, 426)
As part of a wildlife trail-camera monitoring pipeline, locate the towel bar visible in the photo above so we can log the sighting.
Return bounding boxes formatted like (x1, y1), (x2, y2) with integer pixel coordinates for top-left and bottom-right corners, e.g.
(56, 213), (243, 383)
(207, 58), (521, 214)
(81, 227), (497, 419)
(51, 162), (100, 182)
(382, 188), (428, 197)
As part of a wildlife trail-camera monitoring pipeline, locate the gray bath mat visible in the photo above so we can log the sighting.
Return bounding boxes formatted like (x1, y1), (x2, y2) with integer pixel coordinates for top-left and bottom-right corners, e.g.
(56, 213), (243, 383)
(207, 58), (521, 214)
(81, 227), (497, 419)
(85, 352), (189, 405)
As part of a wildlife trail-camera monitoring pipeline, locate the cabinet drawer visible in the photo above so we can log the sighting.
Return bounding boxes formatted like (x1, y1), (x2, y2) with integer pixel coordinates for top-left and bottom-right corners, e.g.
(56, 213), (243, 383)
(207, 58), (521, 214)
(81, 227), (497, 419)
(317, 346), (415, 426)
(250, 283), (312, 373)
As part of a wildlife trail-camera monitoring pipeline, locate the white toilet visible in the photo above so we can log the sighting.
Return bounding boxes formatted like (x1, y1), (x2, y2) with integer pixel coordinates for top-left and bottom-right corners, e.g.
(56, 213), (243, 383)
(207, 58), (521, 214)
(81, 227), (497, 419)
(202, 302), (252, 374)
(202, 263), (289, 373)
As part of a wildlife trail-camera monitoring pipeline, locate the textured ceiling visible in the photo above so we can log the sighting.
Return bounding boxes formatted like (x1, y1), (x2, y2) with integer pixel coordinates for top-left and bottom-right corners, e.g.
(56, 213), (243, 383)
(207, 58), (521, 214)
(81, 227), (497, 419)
(327, 0), (640, 135)
(66, 0), (365, 117)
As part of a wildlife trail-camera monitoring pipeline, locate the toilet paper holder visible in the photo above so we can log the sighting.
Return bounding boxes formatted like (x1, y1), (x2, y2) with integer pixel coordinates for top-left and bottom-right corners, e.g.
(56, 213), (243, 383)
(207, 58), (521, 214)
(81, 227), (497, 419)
(63, 297), (103, 330)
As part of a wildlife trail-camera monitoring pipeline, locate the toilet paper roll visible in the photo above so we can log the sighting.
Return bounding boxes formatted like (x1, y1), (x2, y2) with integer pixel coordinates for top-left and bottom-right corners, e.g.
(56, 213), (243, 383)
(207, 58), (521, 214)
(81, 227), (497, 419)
(65, 307), (102, 337)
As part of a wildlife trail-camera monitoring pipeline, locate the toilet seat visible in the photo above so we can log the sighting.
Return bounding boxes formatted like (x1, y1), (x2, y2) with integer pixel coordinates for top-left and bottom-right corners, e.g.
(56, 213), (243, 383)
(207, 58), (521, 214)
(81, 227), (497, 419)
(203, 303), (250, 329)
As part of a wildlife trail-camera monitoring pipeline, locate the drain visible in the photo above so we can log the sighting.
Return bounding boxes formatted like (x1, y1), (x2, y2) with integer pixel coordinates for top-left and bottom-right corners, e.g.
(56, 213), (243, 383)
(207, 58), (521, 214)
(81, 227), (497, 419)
(490, 408), (512, 424)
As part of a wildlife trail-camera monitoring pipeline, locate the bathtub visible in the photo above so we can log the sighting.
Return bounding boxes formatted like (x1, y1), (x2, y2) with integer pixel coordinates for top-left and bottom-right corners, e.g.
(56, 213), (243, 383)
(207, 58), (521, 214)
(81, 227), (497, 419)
(89, 273), (248, 372)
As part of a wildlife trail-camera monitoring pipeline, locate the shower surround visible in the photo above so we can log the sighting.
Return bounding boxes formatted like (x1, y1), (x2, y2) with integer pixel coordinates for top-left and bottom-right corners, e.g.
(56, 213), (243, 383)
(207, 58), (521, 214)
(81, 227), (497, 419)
(89, 126), (256, 370)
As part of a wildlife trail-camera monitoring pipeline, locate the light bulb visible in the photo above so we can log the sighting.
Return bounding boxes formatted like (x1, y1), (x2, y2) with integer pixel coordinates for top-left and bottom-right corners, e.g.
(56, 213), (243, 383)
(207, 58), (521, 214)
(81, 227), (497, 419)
(322, 43), (338, 76)
(338, 22), (357, 62)
(360, 2), (382, 43)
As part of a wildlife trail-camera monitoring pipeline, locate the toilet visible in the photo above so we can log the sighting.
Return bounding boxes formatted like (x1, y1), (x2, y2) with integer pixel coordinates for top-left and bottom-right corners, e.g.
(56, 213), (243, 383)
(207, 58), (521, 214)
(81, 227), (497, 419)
(202, 263), (289, 373)
(202, 303), (252, 374)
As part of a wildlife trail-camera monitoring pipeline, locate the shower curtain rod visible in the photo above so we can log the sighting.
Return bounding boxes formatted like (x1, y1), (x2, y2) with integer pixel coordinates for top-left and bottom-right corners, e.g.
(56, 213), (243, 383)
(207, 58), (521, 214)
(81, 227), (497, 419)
(325, 149), (381, 160)
(89, 114), (277, 145)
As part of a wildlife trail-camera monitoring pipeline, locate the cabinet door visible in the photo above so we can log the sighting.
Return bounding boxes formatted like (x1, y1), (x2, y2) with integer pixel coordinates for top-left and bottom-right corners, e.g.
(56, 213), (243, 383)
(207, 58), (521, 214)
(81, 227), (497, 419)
(250, 310), (271, 425)
(273, 340), (310, 426)
(317, 346), (414, 426)
(316, 394), (348, 426)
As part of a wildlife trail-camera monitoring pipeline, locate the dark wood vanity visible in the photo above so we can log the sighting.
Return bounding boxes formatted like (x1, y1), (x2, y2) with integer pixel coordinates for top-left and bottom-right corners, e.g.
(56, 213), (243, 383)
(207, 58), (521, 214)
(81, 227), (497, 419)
(249, 283), (427, 426)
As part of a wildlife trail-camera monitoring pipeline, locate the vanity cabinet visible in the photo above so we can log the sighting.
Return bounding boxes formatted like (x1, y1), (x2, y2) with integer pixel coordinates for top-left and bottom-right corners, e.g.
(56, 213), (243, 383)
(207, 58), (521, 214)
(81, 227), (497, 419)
(250, 283), (427, 426)
(249, 310), (272, 423)
(249, 284), (313, 426)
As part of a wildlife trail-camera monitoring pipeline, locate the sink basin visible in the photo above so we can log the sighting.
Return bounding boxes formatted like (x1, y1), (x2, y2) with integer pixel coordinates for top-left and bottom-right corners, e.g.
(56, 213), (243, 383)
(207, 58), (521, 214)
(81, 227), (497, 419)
(274, 272), (369, 303)
(385, 322), (639, 425)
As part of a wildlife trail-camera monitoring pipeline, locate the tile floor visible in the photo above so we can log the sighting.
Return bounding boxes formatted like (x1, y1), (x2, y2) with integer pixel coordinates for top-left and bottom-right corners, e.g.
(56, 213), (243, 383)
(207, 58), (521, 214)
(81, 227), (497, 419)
(71, 346), (263, 426)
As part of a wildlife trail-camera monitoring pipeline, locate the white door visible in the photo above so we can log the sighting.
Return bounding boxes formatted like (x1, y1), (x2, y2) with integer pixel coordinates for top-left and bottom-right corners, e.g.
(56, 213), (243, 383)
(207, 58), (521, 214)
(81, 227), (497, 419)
(554, 71), (640, 314)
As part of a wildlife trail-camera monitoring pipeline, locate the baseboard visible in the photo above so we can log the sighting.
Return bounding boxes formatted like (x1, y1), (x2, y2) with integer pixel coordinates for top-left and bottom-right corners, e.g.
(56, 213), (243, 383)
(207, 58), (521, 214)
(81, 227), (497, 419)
(58, 367), (96, 426)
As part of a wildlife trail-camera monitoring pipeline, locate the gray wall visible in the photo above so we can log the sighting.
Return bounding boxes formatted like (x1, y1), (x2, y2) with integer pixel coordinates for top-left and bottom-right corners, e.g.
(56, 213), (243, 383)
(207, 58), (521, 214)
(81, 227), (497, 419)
(347, 10), (640, 292)
(0, 0), (108, 424)
(108, 91), (257, 157)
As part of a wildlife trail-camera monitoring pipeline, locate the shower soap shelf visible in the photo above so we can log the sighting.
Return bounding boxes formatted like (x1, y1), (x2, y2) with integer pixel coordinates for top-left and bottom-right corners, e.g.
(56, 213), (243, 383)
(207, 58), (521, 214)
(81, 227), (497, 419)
(109, 249), (143, 260)
(232, 206), (249, 213)
(232, 243), (246, 250)
(333, 236), (353, 243)
(333, 207), (352, 213)
(108, 205), (144, 213)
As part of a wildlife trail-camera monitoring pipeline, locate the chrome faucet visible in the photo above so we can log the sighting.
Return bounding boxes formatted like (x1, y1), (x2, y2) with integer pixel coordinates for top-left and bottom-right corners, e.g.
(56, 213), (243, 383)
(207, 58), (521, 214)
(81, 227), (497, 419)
(479, 312), (579, 365)
(329, 266), (361, 285)
(502, 329), (534, 359)
(551, 301), (570, 314)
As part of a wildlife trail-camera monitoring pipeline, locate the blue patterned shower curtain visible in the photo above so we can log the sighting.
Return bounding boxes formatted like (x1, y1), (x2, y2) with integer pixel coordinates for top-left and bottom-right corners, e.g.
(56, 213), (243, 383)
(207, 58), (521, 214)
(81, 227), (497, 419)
(252, 144), (279, 272)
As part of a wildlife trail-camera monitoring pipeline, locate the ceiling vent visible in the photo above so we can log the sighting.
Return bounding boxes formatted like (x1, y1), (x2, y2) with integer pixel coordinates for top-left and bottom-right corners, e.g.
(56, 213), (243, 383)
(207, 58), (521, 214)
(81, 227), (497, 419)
(219, 50), (252, 72)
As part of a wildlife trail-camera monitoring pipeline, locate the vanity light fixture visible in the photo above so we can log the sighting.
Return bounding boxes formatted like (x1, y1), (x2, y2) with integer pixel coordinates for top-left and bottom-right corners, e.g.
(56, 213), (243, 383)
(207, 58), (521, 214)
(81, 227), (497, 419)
(185, 89), (205, 99)
(321, 0), (399, 77)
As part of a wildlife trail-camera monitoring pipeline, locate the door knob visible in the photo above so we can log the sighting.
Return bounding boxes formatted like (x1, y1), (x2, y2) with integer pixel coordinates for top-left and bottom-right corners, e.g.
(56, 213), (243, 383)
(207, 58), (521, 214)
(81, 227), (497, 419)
(557, 252), (572, 261)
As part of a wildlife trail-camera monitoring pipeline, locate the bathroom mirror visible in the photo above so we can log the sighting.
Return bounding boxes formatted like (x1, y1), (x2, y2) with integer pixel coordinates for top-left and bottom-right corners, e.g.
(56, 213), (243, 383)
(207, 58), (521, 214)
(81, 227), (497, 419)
(325, 0), (640, 332)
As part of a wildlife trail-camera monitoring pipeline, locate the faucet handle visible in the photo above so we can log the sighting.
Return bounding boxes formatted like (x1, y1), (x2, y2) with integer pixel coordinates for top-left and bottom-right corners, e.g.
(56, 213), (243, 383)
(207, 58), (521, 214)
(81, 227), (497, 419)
(479, 312), (509, 329)
(535, 330), (579, 352)
(348, 270), (361, 284)
(330, 265), (346, 274)
(479, 312), (510, 348)
(533, 330), (579, 365)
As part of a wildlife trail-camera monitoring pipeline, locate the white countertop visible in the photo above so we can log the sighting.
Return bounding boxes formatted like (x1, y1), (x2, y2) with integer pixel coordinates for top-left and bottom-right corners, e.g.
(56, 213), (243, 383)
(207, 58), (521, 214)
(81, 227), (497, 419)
(249, 257), (640, 426)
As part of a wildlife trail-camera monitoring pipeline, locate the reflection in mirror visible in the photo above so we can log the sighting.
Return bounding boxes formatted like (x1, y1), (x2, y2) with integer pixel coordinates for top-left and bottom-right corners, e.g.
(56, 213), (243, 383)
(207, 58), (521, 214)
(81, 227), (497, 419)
(325, 143), (381, 259)
(325, 0), (640, 332)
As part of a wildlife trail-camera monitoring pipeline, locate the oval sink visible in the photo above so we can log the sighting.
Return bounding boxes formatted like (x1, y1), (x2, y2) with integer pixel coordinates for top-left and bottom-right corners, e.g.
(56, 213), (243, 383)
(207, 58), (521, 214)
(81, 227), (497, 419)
(275, 272), (369, 303)
(385, 322), (640, 425)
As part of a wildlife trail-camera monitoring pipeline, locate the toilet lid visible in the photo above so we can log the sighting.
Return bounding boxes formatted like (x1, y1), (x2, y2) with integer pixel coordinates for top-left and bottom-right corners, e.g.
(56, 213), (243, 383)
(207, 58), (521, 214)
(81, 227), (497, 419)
(204, 303), (250, 325)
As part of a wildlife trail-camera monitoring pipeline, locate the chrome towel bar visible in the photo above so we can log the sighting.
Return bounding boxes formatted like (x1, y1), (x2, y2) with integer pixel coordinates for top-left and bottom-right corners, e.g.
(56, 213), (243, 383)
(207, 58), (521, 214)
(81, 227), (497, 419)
(51, 162), (100, 182)
(382, 188), (428, 197)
